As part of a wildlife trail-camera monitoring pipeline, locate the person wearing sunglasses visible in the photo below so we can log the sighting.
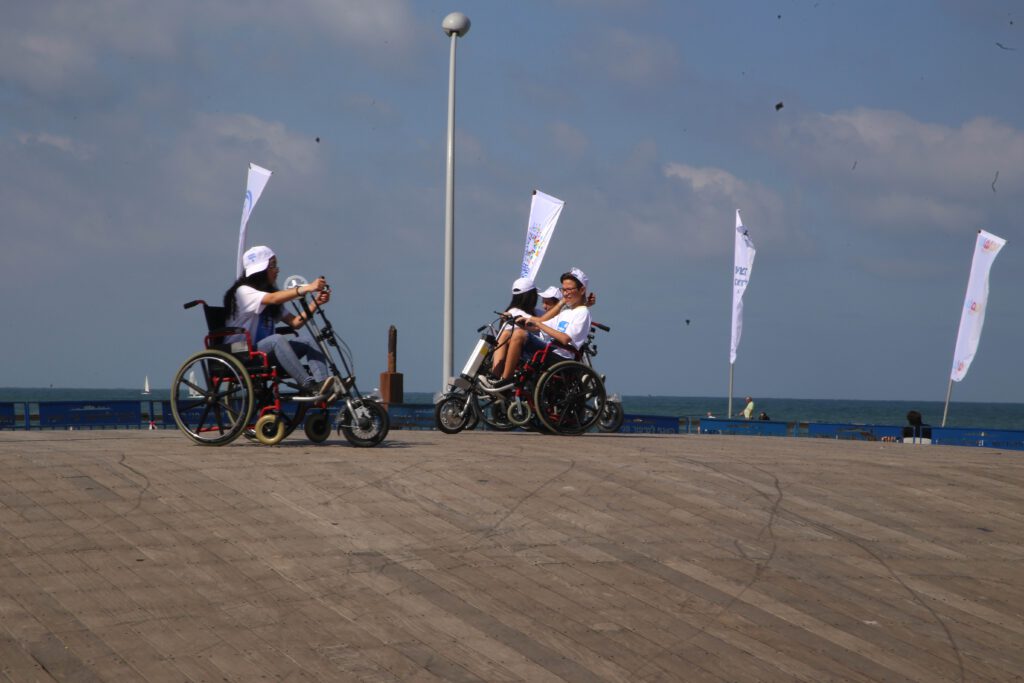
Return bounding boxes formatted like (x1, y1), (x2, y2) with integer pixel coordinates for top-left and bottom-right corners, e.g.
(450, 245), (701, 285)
(483, 267), (593, 389)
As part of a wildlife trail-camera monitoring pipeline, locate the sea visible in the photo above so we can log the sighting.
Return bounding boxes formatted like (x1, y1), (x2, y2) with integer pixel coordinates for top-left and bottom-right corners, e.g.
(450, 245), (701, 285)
(3, 388), (1023, 431)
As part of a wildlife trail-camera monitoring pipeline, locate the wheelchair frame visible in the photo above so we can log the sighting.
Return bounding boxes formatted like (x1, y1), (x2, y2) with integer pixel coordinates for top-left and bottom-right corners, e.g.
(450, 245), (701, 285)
(434, 313), (611, 436)
(171, 291), (388, 447)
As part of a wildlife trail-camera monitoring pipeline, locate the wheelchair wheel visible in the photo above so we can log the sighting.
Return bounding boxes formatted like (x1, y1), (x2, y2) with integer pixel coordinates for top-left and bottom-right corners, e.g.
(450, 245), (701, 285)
(506, 399), (533, 427)
(533, 360), (606, 435)
(598, 400), (625, 433)
(255, 413), (288, 445)
(338, 399), (389, 447)
(304, 412), (331, 443)
(172, 350), (255, 446)
(435, 394), (471, 434)
(473, 393), (515, 431)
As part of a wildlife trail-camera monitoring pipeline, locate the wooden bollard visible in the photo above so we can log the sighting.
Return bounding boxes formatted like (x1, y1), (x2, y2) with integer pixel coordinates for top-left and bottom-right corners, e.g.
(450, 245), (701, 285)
(379, 325), (404, 405)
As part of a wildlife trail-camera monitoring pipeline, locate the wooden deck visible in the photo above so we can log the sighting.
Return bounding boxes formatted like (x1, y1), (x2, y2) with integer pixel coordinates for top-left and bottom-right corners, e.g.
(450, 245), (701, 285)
(1, 429), (1022, 682)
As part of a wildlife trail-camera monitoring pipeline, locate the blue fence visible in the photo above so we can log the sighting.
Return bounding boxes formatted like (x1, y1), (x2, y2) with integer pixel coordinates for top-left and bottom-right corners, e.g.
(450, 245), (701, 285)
(3, 401), (1022, 451)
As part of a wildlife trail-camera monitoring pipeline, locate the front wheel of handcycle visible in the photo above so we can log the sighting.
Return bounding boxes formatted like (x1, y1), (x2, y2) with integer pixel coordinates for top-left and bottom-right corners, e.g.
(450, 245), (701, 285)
(434, 394), (472, 434)
(171, 349), (255, 446)
(254, 413), (288, 445)
(338, 399), (389, 447)
(533, 360), (606, 435)
(303, 411), (331, 443)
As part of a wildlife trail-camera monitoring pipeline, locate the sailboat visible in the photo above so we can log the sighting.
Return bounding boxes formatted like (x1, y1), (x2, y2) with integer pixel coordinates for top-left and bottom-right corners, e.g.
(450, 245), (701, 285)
(142, 376), (151, 395)
(187, 370), (201, 398)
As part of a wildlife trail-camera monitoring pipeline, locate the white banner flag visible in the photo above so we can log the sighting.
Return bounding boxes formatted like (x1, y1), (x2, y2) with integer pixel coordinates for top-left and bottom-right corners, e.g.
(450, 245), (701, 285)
(950, 230), (1006, 382)
(520, 190), (565, 280)
(730, 209), (756, 365)
(236, 163), (273, 278)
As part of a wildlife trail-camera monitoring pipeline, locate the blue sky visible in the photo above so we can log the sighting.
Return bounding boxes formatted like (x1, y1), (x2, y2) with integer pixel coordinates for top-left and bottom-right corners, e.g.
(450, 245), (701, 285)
(2, 0), (1022, 403)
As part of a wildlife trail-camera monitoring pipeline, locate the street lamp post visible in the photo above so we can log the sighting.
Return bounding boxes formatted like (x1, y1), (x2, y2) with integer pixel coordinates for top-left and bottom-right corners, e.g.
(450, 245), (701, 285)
(441, 11), (470, 391)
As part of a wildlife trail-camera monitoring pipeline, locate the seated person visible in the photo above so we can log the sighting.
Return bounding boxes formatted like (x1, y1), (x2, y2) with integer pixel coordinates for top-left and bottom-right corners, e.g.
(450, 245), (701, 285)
(487, 277), (538, 381)
(537, 285), (562, 313)
(224, 245), (338, 397)
(485, 268), (593, 388)
(902, 410), (932, 440)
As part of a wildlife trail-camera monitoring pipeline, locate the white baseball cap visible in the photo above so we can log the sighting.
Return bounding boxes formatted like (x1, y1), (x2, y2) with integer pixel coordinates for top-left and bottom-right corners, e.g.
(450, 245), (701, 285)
(567, 267), (588, 289)
(538, 286), (562, 300)
(511, 277), (535, 294)
(243, 245), (275, 277)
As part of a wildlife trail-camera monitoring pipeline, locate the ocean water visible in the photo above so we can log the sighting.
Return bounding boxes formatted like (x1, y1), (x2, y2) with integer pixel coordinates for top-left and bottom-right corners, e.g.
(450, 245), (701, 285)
(3, 388), (1022, 431)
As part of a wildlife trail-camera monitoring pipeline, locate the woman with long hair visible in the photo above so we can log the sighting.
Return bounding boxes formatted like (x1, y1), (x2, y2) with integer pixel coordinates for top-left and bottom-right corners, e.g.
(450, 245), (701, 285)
(486, 277), (539, 382)
(225, 245), (338, 398)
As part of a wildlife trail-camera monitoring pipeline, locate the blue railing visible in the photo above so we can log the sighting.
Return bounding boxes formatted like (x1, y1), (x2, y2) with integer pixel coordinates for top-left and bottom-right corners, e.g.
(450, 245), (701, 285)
(2, 401), (1022, 451)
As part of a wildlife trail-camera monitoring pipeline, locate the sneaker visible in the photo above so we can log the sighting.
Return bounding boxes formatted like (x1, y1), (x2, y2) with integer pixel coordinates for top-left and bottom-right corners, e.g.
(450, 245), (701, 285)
(479, 375), (512, 392)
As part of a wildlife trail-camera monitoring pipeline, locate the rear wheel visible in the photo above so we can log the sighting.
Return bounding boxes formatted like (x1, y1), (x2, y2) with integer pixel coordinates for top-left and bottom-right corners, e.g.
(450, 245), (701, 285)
(435, 394), (471, 434)
(171, 350), (254, 446)
(533, 361), (606, 435)
(339, 399), (389, 447)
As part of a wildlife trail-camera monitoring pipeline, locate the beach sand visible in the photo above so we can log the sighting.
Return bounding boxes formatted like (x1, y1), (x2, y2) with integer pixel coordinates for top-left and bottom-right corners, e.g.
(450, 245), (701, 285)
(1, 430), (1021, 681)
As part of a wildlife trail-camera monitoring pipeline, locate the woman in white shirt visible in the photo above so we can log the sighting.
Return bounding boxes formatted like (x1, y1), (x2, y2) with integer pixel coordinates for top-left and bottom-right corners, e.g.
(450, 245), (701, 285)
(224, 245), (336, 397)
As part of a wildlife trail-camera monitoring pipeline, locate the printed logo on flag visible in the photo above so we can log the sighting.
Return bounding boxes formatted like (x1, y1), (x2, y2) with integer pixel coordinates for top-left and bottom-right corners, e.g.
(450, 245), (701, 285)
(983, 239), (999, 251)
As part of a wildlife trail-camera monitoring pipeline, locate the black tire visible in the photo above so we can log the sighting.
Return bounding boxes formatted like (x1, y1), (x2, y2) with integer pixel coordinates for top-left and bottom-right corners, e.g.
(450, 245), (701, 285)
(598, 401), (625, 433)
(435, 394), (471, 434)
(304, 412), (331, 443)
(171, 350), (254, 446)
(533, 360), (606, 435)
(339, 399), (389, 447)
(473, 392), (516, 431)
(254, 413), (288, 445)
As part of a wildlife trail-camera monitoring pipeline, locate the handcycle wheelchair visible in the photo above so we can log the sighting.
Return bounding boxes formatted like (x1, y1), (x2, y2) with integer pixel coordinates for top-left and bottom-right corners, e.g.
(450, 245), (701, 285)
(434, 313), (619, 435)
(171, 277), (388, 447)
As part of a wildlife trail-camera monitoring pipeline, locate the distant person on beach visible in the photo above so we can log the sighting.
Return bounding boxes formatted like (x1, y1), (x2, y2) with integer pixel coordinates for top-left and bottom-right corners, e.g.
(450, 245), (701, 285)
(224, 245), (337, 398)
(758, 411), (770, 421)
(902, 410), (932, 440)
(742, 396), (755, 419)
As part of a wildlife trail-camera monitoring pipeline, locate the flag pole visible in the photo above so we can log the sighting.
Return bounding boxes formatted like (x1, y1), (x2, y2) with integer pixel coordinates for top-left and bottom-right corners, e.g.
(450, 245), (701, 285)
(941, 378), (953, 427)
(727, 363), (734, 417)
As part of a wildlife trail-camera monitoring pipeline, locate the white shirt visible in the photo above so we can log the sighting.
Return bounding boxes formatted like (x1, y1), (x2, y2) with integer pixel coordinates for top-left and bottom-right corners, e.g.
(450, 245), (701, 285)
(227, 285), (282, 345)
(548, 305), (592, 358)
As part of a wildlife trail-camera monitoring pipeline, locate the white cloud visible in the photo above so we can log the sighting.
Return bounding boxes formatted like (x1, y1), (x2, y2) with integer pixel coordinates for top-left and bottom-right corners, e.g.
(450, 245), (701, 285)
(166, 112), (324, 211)
(662, 162), (785, 252)
(17, 132), (94, 160)
(0, 0), (417, 96)
(776, 108), (1024, 232)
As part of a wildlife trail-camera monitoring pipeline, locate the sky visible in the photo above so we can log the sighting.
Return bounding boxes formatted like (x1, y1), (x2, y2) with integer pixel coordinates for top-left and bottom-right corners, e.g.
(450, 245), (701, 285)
(2, 0), (1022, 404)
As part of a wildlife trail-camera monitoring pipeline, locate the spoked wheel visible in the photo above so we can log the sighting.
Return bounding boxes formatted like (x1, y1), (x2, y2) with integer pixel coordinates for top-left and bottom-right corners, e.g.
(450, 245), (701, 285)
(304, 411), (331, 443)
(533, 360), (606, 435)
(435, 394), (472, 434)
(473, 392), (516, 431)
(172, 350), (255, 446)
(338, 399), (389, 447)
(254, 413), (288, 445)
(597, 400), (625, 433)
